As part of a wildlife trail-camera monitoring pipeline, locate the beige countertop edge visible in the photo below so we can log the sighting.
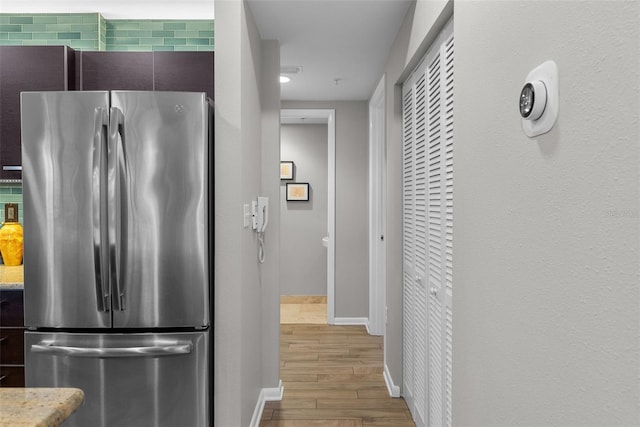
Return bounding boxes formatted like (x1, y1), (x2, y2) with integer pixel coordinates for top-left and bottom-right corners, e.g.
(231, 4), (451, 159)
(0, 282), (24, 289)
(0, 388), (84, 427)
(0, 264), (24, 288)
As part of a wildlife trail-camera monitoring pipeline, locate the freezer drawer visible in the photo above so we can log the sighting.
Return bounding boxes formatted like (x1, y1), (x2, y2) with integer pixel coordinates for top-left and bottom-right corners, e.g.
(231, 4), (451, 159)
(25, 331), (209, 427)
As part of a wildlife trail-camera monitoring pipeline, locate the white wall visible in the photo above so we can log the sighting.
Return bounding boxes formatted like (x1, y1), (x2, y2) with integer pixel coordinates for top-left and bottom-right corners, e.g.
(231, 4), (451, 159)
(259, 38), (281, 394)
(214, 0), (280, 424)
(280, 124), (328, 296)
(453, 1), (639, 424)
(282, 101), (369, 318)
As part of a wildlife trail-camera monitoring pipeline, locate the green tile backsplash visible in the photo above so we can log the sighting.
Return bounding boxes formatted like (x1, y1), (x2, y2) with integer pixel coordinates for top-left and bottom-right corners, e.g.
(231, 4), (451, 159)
(0, 183), (23, 224)
(106, 20), (214, 51)
(0, 13), (102, 50)
(0, 14), (214, 51)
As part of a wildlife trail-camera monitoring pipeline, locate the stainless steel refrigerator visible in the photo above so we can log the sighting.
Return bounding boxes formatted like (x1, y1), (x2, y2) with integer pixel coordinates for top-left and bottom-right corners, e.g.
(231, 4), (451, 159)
(21, 91), (211, 427)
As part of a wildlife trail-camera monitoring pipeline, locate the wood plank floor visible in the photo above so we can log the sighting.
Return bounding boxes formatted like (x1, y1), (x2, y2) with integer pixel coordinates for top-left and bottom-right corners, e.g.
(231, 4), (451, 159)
(280, 296), (328, 324)
(260, 322), (416, 427)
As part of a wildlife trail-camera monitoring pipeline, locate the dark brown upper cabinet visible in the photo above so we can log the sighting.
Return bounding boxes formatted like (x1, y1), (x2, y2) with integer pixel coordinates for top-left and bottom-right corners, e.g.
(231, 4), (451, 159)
(0, 46), (76, 180)
(78, 52), (154, 91)
(78, 51), (214, 100)
(153, 52), (214, 100)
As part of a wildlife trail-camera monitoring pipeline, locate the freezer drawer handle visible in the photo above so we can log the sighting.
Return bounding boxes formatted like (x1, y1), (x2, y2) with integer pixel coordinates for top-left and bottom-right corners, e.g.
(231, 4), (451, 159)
(31, 341), (192, 358)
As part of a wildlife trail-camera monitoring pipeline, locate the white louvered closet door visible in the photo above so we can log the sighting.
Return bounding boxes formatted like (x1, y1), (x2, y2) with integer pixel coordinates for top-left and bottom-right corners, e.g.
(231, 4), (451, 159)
(402, 18), (453, 427)
(402, 83), (417, 418)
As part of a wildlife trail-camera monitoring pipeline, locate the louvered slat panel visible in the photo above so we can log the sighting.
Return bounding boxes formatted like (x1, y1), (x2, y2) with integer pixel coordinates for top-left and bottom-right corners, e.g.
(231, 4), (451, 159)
(444, 35), (454, 296)
(429, 293), (443, 423)
(427, 52), (442, 286)
(443, 33), (455, 427)
(413, 67), (429, 427)
(402, 86), (415, 402)
(414, 73), (427, 275)
(445, 304), (453, 426)
(403, 89), (414, 266)
(403, 270), (415, 397)
(414, 281), (428, 422)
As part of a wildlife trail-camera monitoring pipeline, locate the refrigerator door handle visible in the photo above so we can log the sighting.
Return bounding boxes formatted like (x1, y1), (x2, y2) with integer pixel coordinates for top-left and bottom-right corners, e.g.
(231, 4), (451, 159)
(93, 107), (110, 312)
(31, 340), (193, 358)
(108, 107), (126, 311)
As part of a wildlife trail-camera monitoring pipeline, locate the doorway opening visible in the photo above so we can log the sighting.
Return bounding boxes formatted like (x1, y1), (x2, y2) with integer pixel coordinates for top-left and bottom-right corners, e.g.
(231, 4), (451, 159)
(279, 109), (336, 324)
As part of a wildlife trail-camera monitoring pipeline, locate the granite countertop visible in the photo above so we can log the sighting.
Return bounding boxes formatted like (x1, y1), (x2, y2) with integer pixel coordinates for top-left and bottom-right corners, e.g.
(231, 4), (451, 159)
(0, 388), (84, 427)
(0, 264), (24, 289)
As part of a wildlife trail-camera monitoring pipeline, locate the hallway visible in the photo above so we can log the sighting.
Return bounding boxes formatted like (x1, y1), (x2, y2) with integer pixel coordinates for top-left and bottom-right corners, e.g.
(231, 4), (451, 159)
(260, 323), (415, 426)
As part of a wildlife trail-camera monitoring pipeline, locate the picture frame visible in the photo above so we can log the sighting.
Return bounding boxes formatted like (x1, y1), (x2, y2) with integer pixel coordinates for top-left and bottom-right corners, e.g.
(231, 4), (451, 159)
(280, 161), (295, 180)
(286, 182), (310, 201)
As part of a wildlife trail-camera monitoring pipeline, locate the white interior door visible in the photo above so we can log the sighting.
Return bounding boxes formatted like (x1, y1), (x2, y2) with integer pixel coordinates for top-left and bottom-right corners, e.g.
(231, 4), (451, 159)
(402, 80), (418, 422)
(402, 18), (453, 427)
(369, 76), (387, 336)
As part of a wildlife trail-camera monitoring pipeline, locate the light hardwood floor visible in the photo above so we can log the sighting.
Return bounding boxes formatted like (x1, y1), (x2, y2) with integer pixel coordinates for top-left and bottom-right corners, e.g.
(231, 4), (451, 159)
(280, 295), (328, 324)
(262, 300), (415, 427)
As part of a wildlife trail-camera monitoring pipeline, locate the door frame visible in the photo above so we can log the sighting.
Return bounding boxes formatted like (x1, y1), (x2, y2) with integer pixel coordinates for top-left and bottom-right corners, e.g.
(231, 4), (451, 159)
(280, 108), (336, 324)
(368, 76), (386, 336)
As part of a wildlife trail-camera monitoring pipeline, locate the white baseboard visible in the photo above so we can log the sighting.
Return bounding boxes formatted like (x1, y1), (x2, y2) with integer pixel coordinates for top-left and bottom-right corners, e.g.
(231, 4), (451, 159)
(384, 363), (401, 397)
(333, 317), (368, 327)
(249, 380), (284, 427)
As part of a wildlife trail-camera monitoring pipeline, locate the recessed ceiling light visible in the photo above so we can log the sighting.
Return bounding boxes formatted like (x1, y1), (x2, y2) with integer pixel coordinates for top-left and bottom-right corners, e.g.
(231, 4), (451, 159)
(280, 76), (291, 83)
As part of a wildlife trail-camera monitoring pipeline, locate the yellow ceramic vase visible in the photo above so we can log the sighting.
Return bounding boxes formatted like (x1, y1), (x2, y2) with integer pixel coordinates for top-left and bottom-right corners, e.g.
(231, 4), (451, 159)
(0, 204), (23, 266)
(0, 222), (23, 266)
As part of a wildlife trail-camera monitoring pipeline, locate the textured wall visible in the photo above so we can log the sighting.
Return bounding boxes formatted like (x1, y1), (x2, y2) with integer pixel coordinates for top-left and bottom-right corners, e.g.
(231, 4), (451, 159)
(280, 124), (328, 296)
(452, 1), (639, 425)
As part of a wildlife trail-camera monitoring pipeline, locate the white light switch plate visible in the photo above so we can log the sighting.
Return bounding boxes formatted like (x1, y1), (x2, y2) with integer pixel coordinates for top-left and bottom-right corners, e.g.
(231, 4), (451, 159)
(243, 204), (251, 228)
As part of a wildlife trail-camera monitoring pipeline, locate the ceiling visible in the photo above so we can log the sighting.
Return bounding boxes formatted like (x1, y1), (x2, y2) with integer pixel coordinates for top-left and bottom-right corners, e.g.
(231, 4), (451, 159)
(248, 0), (412, 100)
(0, 0), (412, 101)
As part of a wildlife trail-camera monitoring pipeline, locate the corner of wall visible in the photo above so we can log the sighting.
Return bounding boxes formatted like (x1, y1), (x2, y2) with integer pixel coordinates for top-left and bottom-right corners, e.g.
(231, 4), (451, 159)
(384, 363), (401, 398)
(249, 380), (284, 427)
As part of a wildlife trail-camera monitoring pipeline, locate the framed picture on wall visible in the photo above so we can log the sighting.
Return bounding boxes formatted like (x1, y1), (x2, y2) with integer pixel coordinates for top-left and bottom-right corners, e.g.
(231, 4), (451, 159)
(280, 161), (295, 180)
(286, 182), (309, 201)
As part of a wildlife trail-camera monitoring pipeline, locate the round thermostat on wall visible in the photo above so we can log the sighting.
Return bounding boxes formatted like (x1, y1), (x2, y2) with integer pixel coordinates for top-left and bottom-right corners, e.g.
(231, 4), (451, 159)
(520, 60), (558, 138)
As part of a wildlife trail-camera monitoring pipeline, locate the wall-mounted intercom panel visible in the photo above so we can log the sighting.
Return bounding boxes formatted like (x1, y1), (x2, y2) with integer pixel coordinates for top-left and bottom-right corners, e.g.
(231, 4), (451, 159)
(251, 196), (269, 264)
(252, 196), (269, 233)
